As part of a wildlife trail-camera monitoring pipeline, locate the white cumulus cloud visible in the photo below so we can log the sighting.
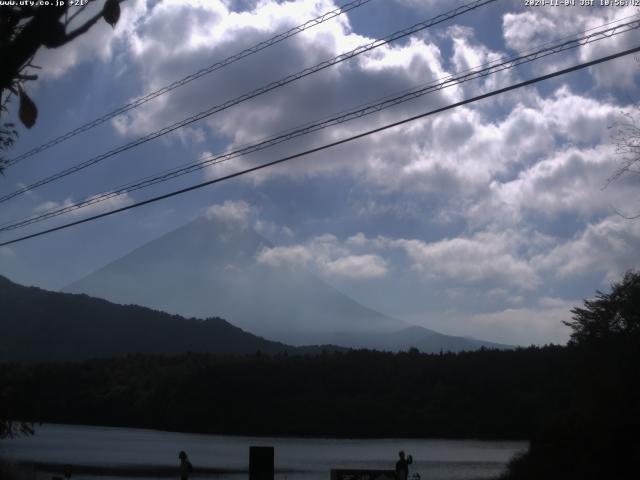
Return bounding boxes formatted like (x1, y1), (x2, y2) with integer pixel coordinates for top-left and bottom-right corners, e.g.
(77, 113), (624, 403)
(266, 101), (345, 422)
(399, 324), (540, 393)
(256, 234), (388, 279)
(205, 200), (254, 227)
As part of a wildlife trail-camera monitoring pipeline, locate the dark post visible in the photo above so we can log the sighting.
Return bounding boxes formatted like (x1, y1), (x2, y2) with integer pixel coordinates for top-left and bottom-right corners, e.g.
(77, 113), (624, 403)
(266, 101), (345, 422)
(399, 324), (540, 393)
(249, 446), (274, 480)
(63, 465), (72, 479)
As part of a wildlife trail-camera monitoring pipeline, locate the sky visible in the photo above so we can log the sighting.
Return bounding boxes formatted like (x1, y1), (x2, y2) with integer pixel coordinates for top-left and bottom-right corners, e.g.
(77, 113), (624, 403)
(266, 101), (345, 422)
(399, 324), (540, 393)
(1, 0), (639, 346)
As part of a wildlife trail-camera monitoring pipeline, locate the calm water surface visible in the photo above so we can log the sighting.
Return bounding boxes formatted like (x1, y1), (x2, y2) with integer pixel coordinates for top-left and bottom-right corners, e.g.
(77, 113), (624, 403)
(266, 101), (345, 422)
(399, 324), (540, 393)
(0, 424), (526, 480)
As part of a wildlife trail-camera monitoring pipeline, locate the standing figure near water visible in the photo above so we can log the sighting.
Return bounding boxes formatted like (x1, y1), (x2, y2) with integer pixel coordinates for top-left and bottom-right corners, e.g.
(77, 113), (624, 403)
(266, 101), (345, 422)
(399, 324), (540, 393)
(179, 450), (193, 480)
(395, 450), (413, 480)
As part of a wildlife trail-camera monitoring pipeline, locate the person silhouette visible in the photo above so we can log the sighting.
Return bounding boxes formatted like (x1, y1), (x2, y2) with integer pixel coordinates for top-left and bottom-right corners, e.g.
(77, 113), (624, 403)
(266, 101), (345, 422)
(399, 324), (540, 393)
(395, 450), (413, 480)
(178, 451), (192, 480)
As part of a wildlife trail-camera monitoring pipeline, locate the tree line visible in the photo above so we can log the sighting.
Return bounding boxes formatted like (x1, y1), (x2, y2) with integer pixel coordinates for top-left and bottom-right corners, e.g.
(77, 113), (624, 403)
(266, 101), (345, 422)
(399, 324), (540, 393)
(0, 345), (574, 440)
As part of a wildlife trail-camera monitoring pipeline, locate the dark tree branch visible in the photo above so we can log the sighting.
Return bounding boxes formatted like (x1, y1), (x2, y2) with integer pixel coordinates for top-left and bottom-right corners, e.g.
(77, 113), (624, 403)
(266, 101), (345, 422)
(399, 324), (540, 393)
(17, 74), (38, 81)
(63, 11), (104, 43)
(0, 1), (126, 92)
(0, 7), (67, 91)
(0, 0), (125, 154)
(65, 2), (92, 27)
(66, 0), (126, 39)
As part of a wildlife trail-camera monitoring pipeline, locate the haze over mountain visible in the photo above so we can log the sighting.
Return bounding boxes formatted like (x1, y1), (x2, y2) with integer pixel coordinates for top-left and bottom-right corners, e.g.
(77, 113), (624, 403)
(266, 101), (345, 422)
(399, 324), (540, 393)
(64, 213), (511, 352)
(0, 275), (338, 362)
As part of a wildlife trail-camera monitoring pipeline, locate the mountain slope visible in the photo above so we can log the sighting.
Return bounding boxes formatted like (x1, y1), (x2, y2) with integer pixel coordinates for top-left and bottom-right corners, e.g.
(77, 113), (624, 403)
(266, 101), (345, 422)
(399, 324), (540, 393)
(65, 215), (405, 344)
(0, 275), (332, 362)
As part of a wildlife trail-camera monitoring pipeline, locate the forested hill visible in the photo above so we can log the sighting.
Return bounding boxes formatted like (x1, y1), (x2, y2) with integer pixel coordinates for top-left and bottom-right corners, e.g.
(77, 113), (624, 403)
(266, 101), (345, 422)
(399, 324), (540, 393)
(0, 275), (337, 362)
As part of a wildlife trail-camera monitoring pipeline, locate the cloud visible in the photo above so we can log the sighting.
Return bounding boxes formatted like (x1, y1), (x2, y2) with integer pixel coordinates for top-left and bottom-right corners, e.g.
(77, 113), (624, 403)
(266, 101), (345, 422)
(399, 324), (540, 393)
(112, 0), (366, 138)
(264, 228), (543, 288)
(324, 254), (387, 279)
(205, 200), (254, 227)
(186, 82), (629, 230)
(33, 193), (134, 219)
(503, 11), (559, 53)
(394, 0), (438, 8)
(453, 87), (628, 226)
(41, 0), (632, 225)
(254, 219), (295, 240)
(484, 145), (627, 223)
(34, 200), (67, 215)
(256, 233), (388, 279)
(256, 244), (313, 268)
(98, 0), (463, 185)
(346, 232), (370, 247)
(535, 215), (640, 282)
(448, 26), (515, 94)
(469, 298), (575, 346)
(502, 5), (640, 89)
(385, 231), (540, 290)
(398, 286), (576, 346)
(202, 82), (627, 227)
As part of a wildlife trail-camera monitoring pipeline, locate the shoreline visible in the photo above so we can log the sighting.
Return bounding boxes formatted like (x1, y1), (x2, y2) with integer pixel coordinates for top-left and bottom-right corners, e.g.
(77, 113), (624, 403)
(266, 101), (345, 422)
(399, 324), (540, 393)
(18, 461), (310, 477)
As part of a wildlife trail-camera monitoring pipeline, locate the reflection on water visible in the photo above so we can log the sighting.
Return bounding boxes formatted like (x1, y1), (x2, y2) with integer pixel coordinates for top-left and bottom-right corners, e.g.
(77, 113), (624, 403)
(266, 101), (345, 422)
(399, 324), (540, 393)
(0, 424), (526, 480)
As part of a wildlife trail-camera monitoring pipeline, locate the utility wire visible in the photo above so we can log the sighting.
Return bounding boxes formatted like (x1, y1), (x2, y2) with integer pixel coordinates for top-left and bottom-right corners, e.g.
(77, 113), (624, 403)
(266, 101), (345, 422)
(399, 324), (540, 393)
(4, 0), (376, 168)
(0, 0), (498, 204)
(1, 44), (638, 248)
(2, 16), (638, 232)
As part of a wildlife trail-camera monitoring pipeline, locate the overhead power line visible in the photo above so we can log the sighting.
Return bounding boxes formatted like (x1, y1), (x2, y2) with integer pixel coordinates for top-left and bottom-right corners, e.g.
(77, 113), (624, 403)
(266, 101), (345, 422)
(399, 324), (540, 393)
(0, 0), (498, 204)
(4, 0), (376, 168)
(1, 44), (638, 248)
(2, 16), (638, 233)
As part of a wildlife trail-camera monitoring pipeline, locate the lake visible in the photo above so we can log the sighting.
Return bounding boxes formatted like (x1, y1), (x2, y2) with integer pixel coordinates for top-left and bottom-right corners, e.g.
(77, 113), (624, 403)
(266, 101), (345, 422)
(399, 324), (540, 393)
(0, 424), (526, 480)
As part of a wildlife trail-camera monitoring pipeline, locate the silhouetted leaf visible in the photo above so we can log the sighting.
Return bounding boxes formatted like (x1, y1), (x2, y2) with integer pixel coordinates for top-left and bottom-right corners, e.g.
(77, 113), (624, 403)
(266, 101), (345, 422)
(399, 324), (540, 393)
(19, 90), (38, 129)
(103, 0), (120, 28)
(42, 20), (67, 48)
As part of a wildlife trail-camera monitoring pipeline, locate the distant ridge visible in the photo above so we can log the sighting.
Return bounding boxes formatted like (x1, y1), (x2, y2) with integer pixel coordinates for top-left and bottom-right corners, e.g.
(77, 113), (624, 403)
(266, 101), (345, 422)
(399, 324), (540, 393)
(303, 325), (513, 352)
(0, 275), (341, 363)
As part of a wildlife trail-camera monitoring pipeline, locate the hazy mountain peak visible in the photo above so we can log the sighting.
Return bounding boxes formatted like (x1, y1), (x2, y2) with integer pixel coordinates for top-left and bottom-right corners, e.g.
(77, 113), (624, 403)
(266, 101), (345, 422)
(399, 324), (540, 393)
(63, 214), (511, 352)
(65, 214), (404, 344)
